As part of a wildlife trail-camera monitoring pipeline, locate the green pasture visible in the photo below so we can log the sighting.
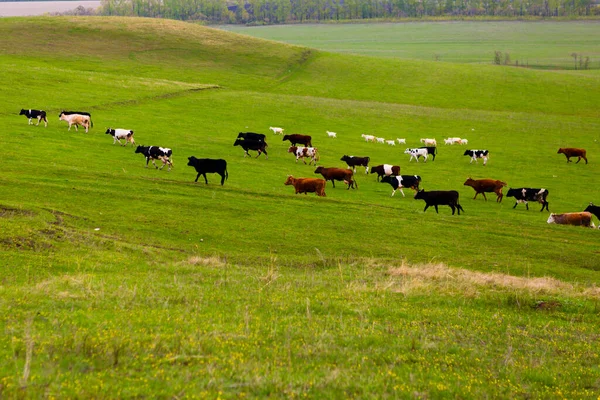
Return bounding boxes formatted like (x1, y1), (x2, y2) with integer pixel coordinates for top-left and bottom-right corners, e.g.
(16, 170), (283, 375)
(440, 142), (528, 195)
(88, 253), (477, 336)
(1, 17), (599, 397)
(219, 21), (600, 69)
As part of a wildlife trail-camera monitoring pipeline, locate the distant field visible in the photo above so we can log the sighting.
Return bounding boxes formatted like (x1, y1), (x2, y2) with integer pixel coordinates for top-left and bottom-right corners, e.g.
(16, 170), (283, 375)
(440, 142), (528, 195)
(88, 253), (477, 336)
(219, 21), (600, 69)
(1, 17), (600, 398)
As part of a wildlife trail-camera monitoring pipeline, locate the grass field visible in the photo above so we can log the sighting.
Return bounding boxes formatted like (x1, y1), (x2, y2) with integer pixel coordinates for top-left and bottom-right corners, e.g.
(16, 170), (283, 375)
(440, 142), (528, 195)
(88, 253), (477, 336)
(1, 17), (600, 398)
(219, 21), (600, 69)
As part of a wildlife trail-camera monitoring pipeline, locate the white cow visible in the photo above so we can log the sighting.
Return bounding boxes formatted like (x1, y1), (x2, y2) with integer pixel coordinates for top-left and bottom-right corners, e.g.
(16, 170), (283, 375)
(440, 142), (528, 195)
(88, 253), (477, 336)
(396, 138), (406, 144)
(376, 137), (385, 144)
(326, 130), (337, 138)
(385, 140), (396, 146)
(420, 138), (437, 146)
(459, 138), (468, 145)
(404, 148), (429, 163)
(269, 126), (284, 135)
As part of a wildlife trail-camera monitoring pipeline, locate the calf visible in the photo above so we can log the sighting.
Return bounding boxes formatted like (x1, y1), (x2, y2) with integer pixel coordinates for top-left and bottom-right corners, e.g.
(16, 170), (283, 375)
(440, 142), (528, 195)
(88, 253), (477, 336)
(464, 149), (489, 165)
(314, 166), (356, 189)
(105, 128), (135, 146)
(396, 138), (406, 144)
(269, 126), (284, 135)
(584, 203), (600, 223)
(187, 156), (228, 185)
(506, 188), (549, 211)
(361, 134), (375, 142)
(326, 131), (337, 138)
(284, 176), (326, 197)
(59, 112), (92, 133)
(370, 164), (400, 182)
(376, 137), (385, 144)
(288, 146), (319, 165)
(135, 145), (173, 171)
(19, 109), (48, 127)
(233, 138), (268, 159)
(386, 140), (396, 146)
(404, 148), (428, 163)
(381, 175), (421, 197)
(237, 132), (266, 142)
(557, 148), (588, 164)
(340, 155), (370, 174)
(414, 189), (464, 215)
(420, 138), (437, 146)
(283, 134), (312, 147)
(547, 212), (595, 228)
(463, 178), (507, 202)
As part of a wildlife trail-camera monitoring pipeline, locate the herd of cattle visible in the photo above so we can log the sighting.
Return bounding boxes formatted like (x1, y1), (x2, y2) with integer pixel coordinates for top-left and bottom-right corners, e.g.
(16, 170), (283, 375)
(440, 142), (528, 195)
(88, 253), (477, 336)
(19, 109), (597, 229)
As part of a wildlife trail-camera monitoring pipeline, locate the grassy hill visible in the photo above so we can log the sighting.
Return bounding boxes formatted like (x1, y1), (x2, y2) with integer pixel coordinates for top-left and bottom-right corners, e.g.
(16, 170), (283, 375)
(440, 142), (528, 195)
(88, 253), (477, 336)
(1, 17), (599, 398)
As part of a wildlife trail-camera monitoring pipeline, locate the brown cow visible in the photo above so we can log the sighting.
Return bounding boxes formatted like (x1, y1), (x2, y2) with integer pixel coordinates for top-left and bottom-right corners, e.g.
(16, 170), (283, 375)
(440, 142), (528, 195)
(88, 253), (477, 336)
(370, 164), (400, 182)
(284, 176), (326, 197)
(547, 212), (595, 228)
(463, 178), (507, 202)
(314, 166), (356, 189)
(557, 148), (588, 164)
(283, 134), (312, 147)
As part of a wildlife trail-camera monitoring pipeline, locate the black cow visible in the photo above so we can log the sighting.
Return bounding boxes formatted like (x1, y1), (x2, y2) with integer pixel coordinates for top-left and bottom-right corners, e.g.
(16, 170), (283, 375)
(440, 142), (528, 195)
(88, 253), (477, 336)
(60, 110), (91, 117)
(464, 149), (489, 165)
(418, 146), (437, 161)
(340, 155), (370, 174)
(381, 175), (421, 197)
(237, 132), (266, 142)
(584, 203), (600, 221)
(506, 188), (549, 211)
(19, 109), (48, 127)
(414, 189), (464, 215)
(187, 156), (228, 185)
(233, 138), (268, 159)
(135, 145), (173, 171)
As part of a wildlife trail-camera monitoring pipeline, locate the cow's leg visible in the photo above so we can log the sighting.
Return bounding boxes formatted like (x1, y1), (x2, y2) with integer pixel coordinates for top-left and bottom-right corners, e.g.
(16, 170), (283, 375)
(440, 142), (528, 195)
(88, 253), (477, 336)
(584, 156), (588, 164)
(220, 173), (226, 186)
(195, 173), (201, 182)
(145, 157), (150, 168)
(365, 166), (369, 174)
(482, 192), (487, 201)
(576, 156), (581, 164)
(36, 116), (41, 126)
(434, 205), (439, 213)
(525, 201), (529, 210)
(391, 189), (396, 197)
(450, 204), (456, 215)
(400, 188), (405, 197)
(203, 173), (208, 184)
(483, 157), (488, 166)
(28, 118), (33, 125)
(513, 202), (518, 209)
(566, 156), (571, 163)
(43, 117), (48, 127)
(423, 155), (428, 163)
(423, 204), (430, 212)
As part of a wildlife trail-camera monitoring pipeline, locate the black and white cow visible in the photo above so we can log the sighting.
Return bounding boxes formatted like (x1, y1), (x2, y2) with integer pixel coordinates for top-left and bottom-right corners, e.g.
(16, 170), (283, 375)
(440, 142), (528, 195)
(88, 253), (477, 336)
(340, 155), (370, 173)
(506, 188), (549, 211)
(237, 132), (266, 142)
(233, 138), (268, 159)
(135, 145), (173, 171)
(584, 203), (600, 221)
(187, 156), (228, 185)
(404, 148), (429, 163)
(380, 175), (421, 197)
(19, 109), (48, 127)
(464, 149), (489, 165)
(418, 146), (437, 161)
(105, 128), (135, 146)
(414, 189), (465, 215)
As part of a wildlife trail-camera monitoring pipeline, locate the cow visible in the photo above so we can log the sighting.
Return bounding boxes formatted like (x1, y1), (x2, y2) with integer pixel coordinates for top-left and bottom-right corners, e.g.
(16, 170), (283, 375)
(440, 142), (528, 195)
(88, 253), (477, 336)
(464, 149), (489, 165)
(314, 166), (356, 189)
(459, 138), (468, 145)
(237, 132), (266, 142)
(386, 140), (396, 146)
(284, 176), (326, 197)
(269, 127), (284, 135)
(288, 146), (319, 165)
(414, 189), (464, 215)
(135, 145), (173, 171)
(233, 138), (268, 159)
(19, 109), (48, 127)
(187, 156), (228, 185)
(557, 148), (588, 164)
(420, 138), (437, 146)
(376, 137), (385, 144)
(419, 146), (437, 161)
(396, 138), (406, 144)
(362, 134), (375, 142)
(404, 148), (428, 163)
(283, 134), (312, 147)
(506, 188), (549, 211)
(340, 155), (370, 174)
(59, 112), (92, 133)
(463, 178), (507, 202)
(326, 131), (337, 138)
(547, 212), (595, 228)
(370, 164), (400, 182)
(584, 203), (600, 223)
(381, 175), (421, 197)
(105, 128), (135, 146)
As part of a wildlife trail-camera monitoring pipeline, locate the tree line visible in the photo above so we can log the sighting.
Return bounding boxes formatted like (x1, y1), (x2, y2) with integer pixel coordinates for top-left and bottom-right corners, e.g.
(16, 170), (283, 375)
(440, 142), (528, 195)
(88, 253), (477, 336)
(98, 0), (599, 23)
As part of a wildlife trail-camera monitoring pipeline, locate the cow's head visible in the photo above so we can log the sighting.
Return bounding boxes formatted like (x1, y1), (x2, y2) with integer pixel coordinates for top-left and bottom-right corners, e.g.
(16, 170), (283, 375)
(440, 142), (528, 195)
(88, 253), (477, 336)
(547, 214), (556, 224)
(187, 156), (198, 167)
(288, 146), (297, 154)
(414, 189), (425, 199)
(340, 155), (349, 162)
(134, 145), (145, 154)
(464, 178), (475, 186)
(284, 176), (295, 186)
(233, 139), (242, 147)
(105, 128), (114, 135)
(463, 150), (472, 156)
(557, 148), (565, 154)
(19, 109), (27, 115)
(314, 166), (323, 174)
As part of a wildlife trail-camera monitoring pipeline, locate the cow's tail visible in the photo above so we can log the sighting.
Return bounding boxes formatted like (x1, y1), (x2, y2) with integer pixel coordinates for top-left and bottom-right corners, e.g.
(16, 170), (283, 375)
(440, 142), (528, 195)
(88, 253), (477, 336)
(225, 168), (229, 181)
(90, 118), (94, 128)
